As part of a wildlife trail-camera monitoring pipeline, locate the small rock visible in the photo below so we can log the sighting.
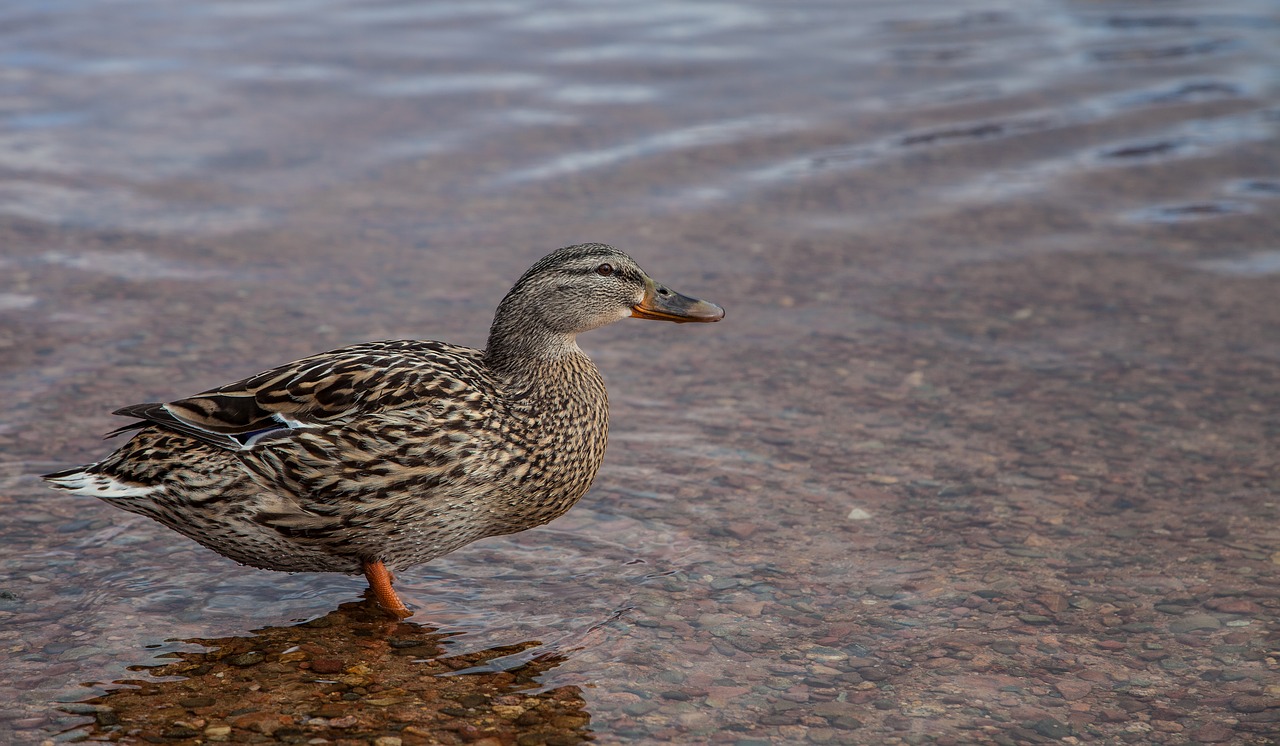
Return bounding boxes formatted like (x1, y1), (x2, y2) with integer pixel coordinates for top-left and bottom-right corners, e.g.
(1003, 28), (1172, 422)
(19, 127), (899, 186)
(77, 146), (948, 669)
(311, 658), (344, 674)
(373, 737), (402, 746)
(846, 507), (872, 521)
(164, 724), (200, 739)
(1018, 614), (1052, 625)
(1119, 622), (1155, 633)
(229, 712), (292, 736)
(814, 702), (862, 721)
(1191, 723), (1235, 743)
(804, 646), (848, 663)
(867, 585), (898, 599)
(1207, 598), (1263, 614)
(1038, 594), (1069, 613)
(1230, 695), (1279, 713)
(226, 651), (265, 667)
(1169, 614), (1221, 633)
(1032, 717), (1071, 739)
(178, 696), (216, 709)
(1055, 680), (1091, 701)
(622, 700), (658, 717)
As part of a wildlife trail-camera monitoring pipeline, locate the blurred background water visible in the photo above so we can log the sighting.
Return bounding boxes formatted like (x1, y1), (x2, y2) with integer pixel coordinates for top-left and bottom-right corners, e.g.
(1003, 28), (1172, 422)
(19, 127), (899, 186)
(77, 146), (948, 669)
(2, 0), (1278, 743)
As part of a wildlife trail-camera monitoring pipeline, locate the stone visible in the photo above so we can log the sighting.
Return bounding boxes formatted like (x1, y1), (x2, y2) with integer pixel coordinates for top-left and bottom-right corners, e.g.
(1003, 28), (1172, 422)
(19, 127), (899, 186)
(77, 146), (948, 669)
(622, 700), (658, 717)
(178, 696), (216, 709)
(1032, 717), (1071, 739)
(1230, 695), (1278, 714)
(311, 658), (345, 674)
(226, 651), (265, 667)
(804, 646), (848, 663)
(1055, 681), (1091, 701)
(1208, 599), (1262, 614)
(1191, 723), (1235, 743)
(1169, 614), (1221, 633)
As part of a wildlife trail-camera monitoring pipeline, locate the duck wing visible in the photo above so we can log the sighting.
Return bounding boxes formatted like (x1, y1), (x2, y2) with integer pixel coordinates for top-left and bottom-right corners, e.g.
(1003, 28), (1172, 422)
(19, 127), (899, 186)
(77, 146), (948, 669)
(110, 340), (489, 452)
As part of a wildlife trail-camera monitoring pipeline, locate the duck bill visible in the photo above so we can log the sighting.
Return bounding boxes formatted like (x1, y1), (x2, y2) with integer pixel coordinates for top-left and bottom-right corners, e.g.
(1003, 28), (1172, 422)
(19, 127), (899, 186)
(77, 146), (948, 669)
(631, 281), (725, 323)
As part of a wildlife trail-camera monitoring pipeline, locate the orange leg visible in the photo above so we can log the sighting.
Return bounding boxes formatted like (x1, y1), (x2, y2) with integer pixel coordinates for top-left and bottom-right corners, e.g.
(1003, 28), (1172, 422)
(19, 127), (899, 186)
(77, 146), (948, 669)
(362, 560), (411, 619)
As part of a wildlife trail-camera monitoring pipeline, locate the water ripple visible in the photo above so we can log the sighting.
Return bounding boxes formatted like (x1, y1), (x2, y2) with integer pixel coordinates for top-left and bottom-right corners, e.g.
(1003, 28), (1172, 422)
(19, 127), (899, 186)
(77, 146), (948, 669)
(495, 114), (805, 185)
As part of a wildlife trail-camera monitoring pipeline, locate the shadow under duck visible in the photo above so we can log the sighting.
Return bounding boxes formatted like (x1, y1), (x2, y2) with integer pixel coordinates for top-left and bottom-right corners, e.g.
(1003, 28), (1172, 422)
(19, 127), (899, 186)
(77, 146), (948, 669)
(44, 243), (723, 617)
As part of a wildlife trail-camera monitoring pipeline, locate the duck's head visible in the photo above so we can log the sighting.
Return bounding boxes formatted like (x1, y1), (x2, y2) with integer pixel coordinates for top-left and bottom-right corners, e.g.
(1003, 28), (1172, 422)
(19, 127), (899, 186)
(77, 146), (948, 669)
(487, 243), (724, 362)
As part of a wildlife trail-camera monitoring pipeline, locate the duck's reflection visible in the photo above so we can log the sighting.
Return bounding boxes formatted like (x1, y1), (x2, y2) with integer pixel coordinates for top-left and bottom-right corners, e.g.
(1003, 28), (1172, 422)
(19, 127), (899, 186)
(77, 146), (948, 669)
(73, 600), (591, 744)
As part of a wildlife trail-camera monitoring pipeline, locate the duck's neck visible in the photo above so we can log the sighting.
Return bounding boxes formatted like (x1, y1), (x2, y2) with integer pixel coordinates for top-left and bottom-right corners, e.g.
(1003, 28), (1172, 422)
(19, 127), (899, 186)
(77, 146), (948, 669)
(483, 300), (588, 381)
(484, 329), (584, 379)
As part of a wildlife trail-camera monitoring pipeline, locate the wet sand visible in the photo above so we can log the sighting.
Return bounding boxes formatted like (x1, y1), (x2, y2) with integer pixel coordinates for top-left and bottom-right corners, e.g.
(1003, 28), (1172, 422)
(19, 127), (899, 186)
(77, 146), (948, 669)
(1, 0), (1278, 744)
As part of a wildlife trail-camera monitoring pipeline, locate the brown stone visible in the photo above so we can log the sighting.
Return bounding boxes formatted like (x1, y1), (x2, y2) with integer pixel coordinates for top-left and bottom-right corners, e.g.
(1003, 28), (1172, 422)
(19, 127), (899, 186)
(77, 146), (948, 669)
(1230, 695), (1279, 714)
(1192, 723), (1235, 743)
(229, 712), (292, 736)
(311, 658), (345, 674)
(1206, 599), (1263, 615)
(1038, 594), (1069, 613)
(1055, 680), (1091, 701)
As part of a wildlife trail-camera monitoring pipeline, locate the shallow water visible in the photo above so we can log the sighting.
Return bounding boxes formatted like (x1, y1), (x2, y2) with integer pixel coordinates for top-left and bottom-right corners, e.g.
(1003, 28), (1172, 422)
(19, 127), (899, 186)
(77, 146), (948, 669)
(3, 0), (1279, 743)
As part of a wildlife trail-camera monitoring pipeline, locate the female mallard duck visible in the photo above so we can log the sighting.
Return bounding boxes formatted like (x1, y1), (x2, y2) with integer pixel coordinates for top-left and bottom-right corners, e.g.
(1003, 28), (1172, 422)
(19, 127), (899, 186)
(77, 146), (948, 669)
(44, 243), (723, 618)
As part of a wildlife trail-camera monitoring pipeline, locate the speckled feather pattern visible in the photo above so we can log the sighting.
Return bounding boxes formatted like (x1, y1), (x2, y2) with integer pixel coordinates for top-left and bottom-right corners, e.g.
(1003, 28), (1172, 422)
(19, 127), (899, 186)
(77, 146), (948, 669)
(79, 341), (606, 573)
(44, 244), (719, 578)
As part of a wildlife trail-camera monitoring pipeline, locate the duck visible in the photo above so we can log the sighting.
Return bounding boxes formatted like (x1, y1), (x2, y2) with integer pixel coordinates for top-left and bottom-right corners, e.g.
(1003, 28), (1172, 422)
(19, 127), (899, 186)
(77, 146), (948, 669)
(44, 243), (724, 618)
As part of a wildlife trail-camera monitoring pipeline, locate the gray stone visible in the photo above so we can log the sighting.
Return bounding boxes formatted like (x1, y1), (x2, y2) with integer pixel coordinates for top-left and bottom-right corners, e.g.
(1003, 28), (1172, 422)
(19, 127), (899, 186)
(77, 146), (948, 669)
(1168, 614), (1221, 633)
(1032, 717), (1071, 739)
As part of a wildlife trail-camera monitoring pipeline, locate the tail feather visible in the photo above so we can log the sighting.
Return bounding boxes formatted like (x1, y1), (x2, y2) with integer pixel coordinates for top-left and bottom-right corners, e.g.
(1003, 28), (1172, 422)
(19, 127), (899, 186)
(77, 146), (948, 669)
(43, 466), (159, 498)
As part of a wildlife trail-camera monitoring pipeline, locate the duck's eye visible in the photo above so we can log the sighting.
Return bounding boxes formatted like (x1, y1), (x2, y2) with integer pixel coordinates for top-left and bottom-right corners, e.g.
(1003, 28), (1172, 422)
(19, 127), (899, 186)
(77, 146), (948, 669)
(596, 263), (614, 276)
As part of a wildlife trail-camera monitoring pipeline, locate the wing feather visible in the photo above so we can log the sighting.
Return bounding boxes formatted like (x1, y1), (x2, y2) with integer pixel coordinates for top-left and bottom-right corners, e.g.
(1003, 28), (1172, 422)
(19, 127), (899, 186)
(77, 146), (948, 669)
(109, 340), (489, 452)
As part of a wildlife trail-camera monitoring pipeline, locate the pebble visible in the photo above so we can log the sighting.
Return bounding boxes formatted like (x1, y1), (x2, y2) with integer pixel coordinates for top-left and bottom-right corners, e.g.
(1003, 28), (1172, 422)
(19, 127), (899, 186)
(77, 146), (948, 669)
(866, 585), (899, 599)
(1055, 681), (1091, 701)
(1032, 718), (1071, 739)
(1205, 598), (1262, 614)
(178, 696), (216, 708)
(1168, 614), (1221, 633)
(1230, 695), (1279, 714)
(311, 658), (345, 674)
(226, 651), (265, 667)
(804, 646), (848, 663)
(622, 701), (659, 717)
(1191, 723), (1235, 743)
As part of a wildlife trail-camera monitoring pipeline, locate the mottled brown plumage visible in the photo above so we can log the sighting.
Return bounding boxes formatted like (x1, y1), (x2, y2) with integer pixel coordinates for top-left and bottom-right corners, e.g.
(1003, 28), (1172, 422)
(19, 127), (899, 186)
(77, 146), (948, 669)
(45, 243), (723, 616)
